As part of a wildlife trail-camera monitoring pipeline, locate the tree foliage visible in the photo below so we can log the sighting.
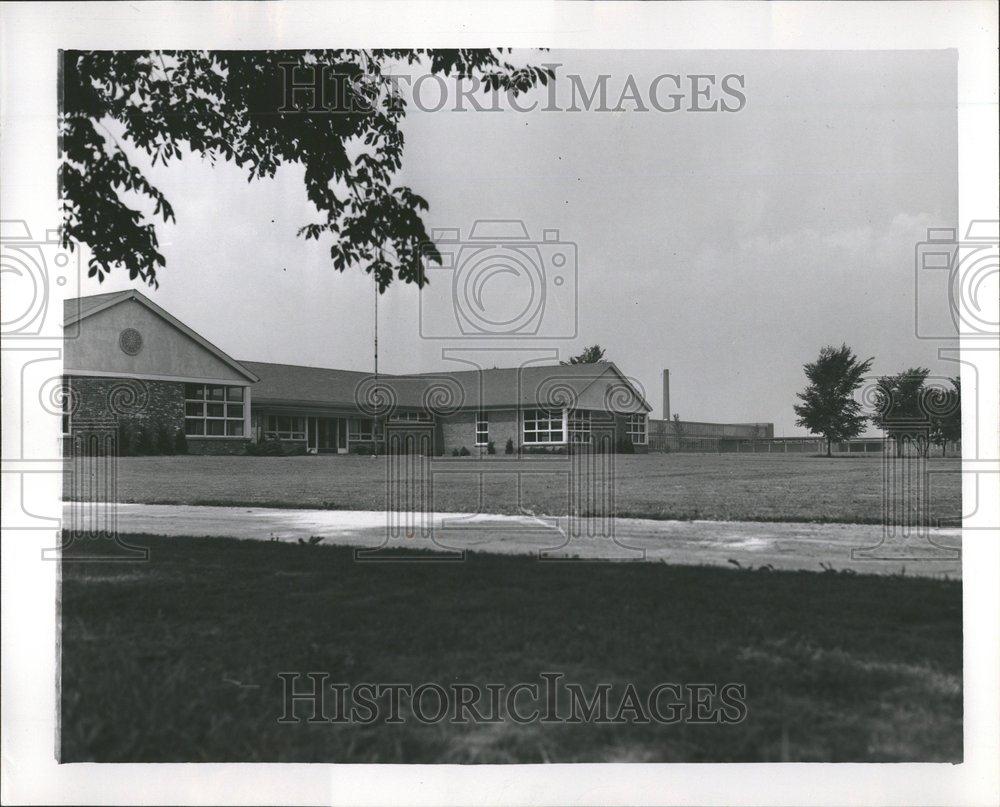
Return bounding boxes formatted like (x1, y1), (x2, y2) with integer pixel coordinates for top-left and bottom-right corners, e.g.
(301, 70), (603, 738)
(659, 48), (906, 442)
(870, 367), (948, 457)
(928, 376), (961, 457)
(562, 344), (607, 365)
(59, 50), (554, 290)
(793, 344), (873, 457)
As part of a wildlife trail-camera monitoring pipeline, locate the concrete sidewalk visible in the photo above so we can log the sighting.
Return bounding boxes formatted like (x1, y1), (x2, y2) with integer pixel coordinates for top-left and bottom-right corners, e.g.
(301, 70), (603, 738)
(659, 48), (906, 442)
(63, 502), (962, 578)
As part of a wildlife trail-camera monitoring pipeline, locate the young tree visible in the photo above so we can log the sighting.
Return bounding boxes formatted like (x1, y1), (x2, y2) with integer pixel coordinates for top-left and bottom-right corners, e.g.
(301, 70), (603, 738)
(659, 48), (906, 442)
(59, 50), (553, 289)
(670, 413), (685, 450)
(793, 344), (874, 457)
(116, 421), (134, 457)
(870, 367), (932, 457)
(928, 376), (961, 457)
(174, 427), (189, 455)
(561, 344), (607, 365)
(136, 424), (156, 455)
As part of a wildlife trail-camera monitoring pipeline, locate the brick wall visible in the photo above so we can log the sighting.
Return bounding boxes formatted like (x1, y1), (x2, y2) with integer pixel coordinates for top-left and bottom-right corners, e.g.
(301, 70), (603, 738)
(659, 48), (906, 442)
(439, 410), (476, 453)
(484, 409), (520, 454)
(439, 409), (521, 454)
(437, 409), (649, 454)
(187, 437), (250, 455)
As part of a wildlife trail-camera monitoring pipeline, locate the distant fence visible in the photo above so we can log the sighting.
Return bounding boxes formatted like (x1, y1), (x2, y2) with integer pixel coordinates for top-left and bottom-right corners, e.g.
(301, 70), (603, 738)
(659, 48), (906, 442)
(647, 434), (960, 456)
(649, 419), (774, 440)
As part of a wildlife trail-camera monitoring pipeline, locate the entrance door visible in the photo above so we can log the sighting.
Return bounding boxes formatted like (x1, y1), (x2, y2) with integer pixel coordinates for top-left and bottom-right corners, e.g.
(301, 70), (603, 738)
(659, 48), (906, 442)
(306, 417), (318, 453)
(317, 418), (337, 452)
(337, 418), (348, 453)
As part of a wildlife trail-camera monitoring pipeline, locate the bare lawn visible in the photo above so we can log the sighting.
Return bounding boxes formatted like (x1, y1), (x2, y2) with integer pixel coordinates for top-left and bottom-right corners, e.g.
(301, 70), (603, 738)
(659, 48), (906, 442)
(67, 452), (962, 525)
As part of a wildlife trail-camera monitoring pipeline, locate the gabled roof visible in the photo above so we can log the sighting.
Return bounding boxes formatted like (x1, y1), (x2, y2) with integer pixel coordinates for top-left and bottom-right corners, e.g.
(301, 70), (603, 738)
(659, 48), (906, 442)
(64, 290), (259, 383)
(390, 362), (650, 414)
(63, 293), (650, 412)
(243, 360), (651, 414)
(63, 290), (134, 323)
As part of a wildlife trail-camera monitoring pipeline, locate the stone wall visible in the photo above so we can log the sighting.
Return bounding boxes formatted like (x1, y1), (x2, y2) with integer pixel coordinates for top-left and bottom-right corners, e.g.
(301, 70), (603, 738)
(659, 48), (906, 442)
(66, 375), (184, 438)
(65, 375), (249, 456)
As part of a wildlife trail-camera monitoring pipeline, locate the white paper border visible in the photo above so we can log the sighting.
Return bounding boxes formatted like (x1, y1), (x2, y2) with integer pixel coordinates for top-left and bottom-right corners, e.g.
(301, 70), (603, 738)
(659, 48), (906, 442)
(1, 2), (997, 805)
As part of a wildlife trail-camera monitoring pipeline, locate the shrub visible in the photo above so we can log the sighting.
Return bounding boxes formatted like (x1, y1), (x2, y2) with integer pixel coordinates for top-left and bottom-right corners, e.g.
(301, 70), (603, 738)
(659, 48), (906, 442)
(136, 424), (157, 455)
(116, 421), (135, 457)
(451, 448), (461, 457)
(487, 440), (496, 455)
(173, 428), (188, 455)
(523, 445), (566, 455)
(246, 437), (285, 456)
(459, 446), (471, 456)
(504, 438), (514, 455)
(157, 426), (176, 455)
(618, 435), (635, 454)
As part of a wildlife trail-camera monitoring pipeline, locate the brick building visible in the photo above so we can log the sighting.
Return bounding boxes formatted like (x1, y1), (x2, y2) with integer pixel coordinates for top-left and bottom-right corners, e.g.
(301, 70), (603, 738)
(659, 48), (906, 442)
(63, 291), (651, 456)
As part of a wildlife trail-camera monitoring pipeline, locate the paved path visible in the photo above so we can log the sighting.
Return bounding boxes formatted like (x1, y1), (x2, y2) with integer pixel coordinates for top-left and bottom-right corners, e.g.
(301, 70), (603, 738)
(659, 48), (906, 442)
(64, 503), (962, 578)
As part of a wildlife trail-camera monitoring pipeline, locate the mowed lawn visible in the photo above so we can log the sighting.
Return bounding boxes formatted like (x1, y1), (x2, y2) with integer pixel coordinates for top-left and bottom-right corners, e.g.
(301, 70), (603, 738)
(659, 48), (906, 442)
(66, 452), (963, 525)
(60, 536), (962, 763)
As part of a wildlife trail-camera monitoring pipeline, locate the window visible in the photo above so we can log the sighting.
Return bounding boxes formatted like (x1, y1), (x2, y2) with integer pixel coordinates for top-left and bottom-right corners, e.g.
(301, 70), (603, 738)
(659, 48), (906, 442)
(184, 384), (246, 436)
(476, 412), (489, 445)
(626, 413), (647, 445)
(61, 381), (72, 436)
(523, 409), (564, 444)
(265, 415), (306, 440)
(389, 411), (432, 422)
(349, 417), (376, 441)
(568, 409), (591, 443)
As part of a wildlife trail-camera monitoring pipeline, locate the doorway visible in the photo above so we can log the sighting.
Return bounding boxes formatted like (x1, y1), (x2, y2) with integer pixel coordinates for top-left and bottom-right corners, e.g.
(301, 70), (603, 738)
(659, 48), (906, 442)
(306, 417), (346, 453)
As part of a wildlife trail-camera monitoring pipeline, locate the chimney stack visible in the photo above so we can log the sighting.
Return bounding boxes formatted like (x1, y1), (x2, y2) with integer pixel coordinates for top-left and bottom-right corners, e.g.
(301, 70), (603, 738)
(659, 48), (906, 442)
(662, 369), (670, 421)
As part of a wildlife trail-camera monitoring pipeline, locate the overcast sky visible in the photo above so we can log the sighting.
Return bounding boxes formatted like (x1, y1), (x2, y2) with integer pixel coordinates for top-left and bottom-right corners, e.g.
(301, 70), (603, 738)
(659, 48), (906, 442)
(79, 49), (958, 434)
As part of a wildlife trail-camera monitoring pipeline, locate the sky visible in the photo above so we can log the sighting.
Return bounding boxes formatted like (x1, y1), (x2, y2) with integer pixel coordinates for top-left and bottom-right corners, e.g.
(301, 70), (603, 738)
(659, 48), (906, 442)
(77, 49), (959, 435)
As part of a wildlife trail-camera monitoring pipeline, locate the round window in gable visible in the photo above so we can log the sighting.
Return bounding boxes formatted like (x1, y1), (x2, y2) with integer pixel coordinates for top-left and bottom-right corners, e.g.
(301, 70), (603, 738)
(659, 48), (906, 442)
(119, 328), (143, 356)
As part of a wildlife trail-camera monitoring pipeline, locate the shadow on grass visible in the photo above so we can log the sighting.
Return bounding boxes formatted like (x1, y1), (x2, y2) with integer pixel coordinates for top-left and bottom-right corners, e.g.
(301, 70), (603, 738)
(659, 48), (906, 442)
(60, 535), (962, 763)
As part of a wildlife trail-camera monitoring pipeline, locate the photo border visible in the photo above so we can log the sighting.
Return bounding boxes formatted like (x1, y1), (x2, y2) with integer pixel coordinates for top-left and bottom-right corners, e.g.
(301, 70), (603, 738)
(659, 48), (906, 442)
(1, 1), (997, 805)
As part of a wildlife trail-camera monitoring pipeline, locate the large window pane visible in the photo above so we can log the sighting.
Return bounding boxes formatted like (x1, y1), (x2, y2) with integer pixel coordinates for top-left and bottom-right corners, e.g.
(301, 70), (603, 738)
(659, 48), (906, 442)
(626, 414), (647, 444)
(184, 382), (245, 438)
(523, 409), (564, 444)
(569, 410), (591, 443)
(261, 413), (306, 440)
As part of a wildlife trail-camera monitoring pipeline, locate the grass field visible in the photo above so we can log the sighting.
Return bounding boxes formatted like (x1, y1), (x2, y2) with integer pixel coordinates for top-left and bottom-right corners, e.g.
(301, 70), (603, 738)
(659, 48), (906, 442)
(65, 453), (963, 525)
(60, 535), (962, 763)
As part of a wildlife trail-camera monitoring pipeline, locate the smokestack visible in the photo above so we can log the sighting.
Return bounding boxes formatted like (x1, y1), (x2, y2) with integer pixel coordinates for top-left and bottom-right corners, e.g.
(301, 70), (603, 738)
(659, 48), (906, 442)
(662, 369), (670, 421)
